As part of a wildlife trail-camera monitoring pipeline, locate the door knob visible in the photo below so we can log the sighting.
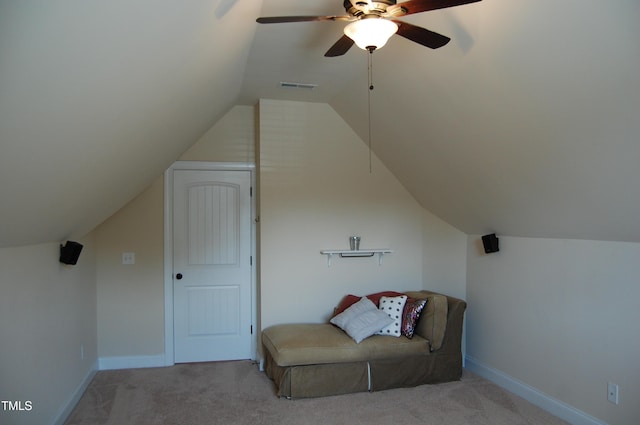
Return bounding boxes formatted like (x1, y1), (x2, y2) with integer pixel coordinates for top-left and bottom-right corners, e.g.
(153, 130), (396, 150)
(176, 273), (183, 280)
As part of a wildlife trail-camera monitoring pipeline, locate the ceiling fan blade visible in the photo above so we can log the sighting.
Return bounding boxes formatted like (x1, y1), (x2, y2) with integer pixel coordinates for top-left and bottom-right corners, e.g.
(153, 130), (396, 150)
(389, 0), (481, 16)
(324, 34), (355, 57)
(256, 15), (351, 24)
(393, 20), (451, 49)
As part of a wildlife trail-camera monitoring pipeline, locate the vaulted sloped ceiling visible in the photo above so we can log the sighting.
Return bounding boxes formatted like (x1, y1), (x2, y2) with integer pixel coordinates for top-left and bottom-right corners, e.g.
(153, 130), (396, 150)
(330, 1), (640, 241)
(1, 0), (639, 248)
(0, 0), (261, 247)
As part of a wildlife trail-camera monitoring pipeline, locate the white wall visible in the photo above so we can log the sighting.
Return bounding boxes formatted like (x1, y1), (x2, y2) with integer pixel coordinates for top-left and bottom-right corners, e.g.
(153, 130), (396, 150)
(0, 238), (97, 425)
(421, 209), (467, 300)
(466, 236), (640, 425)
(257, 99), (465, 328)
(95, 178), (165, 363)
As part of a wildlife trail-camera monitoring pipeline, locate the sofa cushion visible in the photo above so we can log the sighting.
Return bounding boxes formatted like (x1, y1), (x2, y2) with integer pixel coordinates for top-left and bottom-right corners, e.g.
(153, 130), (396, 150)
(376, 295), (407, 337)
(401, 298), (427, 339)
(333, 294), (360, 316)
(343, 310), (394, 343)
(404, 291), (448, 351)
(332, 291), (404, 316)
(262, 323), (429, 367)
(330, 297), (394, 343)
(330, 296), (376, 329)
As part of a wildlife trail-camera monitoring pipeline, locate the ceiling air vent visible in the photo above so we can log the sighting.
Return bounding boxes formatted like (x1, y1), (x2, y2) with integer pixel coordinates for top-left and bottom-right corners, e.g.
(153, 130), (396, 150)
(280, 81), (318, 90)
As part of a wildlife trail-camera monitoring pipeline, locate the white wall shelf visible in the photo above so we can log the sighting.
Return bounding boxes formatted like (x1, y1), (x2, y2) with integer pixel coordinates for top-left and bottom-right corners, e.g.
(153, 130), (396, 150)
(320, 249), (392, 267)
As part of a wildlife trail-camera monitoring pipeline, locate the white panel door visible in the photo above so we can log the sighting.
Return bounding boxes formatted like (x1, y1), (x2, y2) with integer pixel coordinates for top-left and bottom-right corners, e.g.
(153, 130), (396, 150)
(173, 170), (252, 363)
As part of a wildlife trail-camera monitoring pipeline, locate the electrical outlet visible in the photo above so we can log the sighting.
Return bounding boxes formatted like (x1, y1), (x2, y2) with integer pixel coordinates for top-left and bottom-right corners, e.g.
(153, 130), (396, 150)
(122, 252), (135, 265)
(607, 382), (619, 405)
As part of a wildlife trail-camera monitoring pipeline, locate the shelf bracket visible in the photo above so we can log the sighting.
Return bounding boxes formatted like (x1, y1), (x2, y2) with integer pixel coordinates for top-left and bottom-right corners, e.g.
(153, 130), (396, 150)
(326, 252), (334, 267)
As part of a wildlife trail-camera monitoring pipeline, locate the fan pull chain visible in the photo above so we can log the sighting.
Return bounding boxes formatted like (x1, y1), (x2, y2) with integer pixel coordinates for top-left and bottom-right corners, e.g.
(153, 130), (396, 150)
(367, 50), (374, 174)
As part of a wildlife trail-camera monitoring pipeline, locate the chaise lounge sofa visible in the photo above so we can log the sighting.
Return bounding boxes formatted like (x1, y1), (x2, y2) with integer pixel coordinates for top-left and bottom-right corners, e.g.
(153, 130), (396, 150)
(261, 290), (466, 398)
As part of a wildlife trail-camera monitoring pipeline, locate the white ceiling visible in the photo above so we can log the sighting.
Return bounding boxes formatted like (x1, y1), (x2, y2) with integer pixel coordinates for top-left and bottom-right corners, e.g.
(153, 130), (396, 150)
(1, 0), (639, 248)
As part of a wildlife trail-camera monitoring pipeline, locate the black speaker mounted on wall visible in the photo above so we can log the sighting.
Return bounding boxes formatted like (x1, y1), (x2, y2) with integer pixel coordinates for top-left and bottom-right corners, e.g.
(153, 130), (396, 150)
(60, 241), (83, 265)
(482, 233), (499, 254)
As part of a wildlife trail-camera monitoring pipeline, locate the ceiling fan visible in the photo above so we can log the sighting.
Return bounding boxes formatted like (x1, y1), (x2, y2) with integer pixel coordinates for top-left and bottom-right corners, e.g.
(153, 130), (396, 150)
(256, 0), (481, 57)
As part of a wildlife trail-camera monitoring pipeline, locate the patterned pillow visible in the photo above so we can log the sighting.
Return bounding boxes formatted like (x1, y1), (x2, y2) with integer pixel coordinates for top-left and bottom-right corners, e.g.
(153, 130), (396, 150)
(401, 298), (427, 338)
(376, 295), (408, 337)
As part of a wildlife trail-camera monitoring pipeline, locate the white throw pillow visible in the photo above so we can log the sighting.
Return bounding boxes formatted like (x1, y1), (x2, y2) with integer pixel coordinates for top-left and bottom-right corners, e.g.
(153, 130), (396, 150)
(330, 297), (375, 329)
(343, 309), (394, 343)
(330, 297), (394, 343)
(376, 295), (408, 337)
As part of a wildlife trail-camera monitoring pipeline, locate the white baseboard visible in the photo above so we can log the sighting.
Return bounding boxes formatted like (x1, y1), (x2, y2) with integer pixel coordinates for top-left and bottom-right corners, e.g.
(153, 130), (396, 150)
(52, 359), (98, 425)
(98, 354), (167, 371)
(464, 356), (606, 425)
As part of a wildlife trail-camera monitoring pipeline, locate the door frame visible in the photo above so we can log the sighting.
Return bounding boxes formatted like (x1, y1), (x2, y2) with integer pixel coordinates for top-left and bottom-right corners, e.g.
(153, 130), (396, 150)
(163, 161), (257, 366)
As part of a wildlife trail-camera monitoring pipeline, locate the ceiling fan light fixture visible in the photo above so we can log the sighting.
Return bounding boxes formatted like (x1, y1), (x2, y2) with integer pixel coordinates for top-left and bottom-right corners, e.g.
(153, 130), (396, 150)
(344, 17), (398, 51)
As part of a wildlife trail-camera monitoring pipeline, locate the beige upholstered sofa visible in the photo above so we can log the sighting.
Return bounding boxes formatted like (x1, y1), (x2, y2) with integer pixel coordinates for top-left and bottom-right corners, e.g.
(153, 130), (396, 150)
(262, 290), (466, 398)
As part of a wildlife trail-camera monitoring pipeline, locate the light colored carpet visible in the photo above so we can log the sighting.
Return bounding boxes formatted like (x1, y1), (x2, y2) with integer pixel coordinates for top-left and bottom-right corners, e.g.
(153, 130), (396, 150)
(65, 360), (568, 425)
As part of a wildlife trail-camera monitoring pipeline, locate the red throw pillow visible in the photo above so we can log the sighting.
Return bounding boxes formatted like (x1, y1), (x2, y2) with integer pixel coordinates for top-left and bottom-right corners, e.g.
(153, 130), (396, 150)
(333, 294), (361, 316)
(333, 291), (405, 317)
